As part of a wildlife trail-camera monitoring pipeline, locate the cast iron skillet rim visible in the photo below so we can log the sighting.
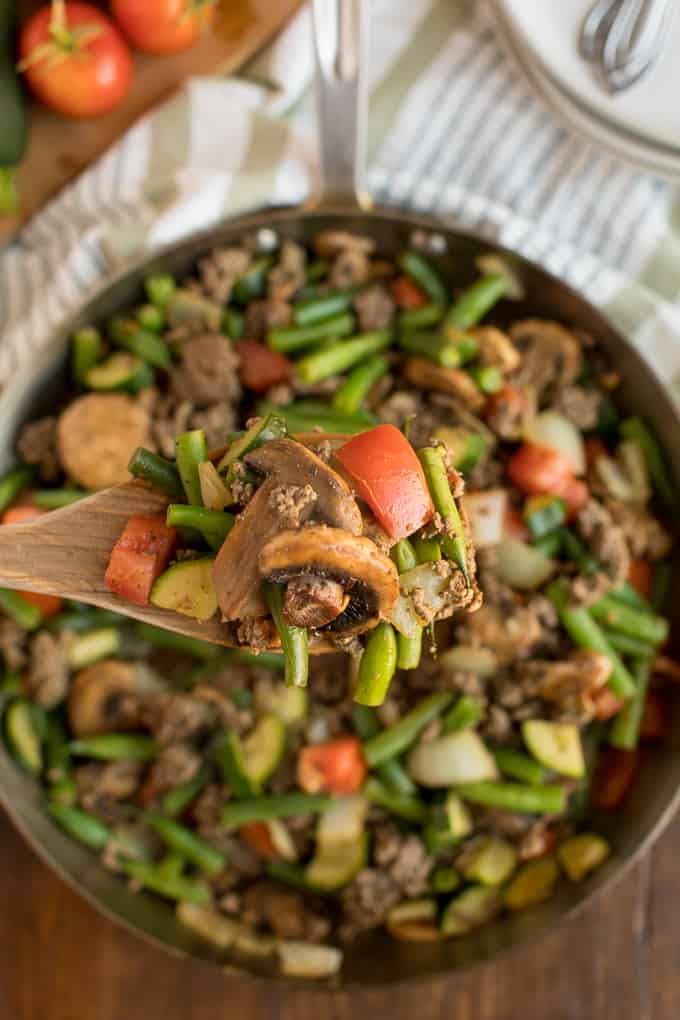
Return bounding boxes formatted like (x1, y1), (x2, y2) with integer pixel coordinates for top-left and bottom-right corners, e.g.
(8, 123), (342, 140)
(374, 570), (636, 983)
(2, 200), (679, 989)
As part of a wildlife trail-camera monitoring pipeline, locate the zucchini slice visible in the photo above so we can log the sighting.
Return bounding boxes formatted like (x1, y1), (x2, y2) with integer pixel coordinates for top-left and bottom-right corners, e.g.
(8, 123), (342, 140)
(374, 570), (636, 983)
(217, 413), (287, 473)
(440, 885), (503, 937)
(522, 720), (585, 779)
(150, 558), (217, 621)
(84, 352), (153, 394)
(504, 856), (559, 910)
(240, 713), (286, 786)
(460, 836), (518, 886)
(557, 833), (610, 882)
(305, 831), (368, 891)
(445, 791), (474, 840)
(4, 698), (43, 774)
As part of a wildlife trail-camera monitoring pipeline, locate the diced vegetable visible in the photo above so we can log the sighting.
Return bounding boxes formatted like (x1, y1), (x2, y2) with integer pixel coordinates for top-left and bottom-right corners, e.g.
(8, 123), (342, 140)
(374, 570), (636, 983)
(297, 737), (367, 796)
(441, 695), (484, 734)
(494, 537), (555, 591)
(146, 813), (225, 875)
(110, 318), (171, 370)
(521, 720), (585, 779)
(72, 327), (102, 385)
(4, 698), (43, 773)
(241, 714), (286, 786)
(177, 901), (247, 950)
(238, 340), (291, 392)
(336, 425), (433, 540)
(254, 684), (308, 724)
(620, 416), (674, 508)
(305, 796), (368, 891)
(391, 274), (429, 310)
(418, 446), (469, 578)
(277, 941), (343, 979)
(433, 426), (487, 474)
(386, 898), (441, 941)
(504, 856), (559, 910)
(591, 748), (639, 810)
(617, 439), (650, 503)
(128, 447), (184, 500)
(175, 430), (208, 506)
(0, 588), (48, 629)
(355, 622), (398, 706)
(362, 775), (428, 823)
(197, 461), (231, 512)
(523, 495), (566, 539)
(150, 558), (217, 621)
(507, 443), (577, 500)
(407, 730), (498, 787)
(462, 489), (507, 549)
(389, 562), (460, 638)
(105, 516), (177, 606)
(438, 645), (498, 677)
(217, 414), (287, 473)
(263, 582), (308, 690)
(66, 627), (121, 670)
(461, 836), (518, 886)
(456, 781), (567, 815)
(84, 352), (153, 394)
(491, 746), (546, 786)
(362, 691), (453, 767)
(557, 833), (610, 882)
(524, 411), (586, 475)
(440, 885), (503, 937)
(445, 791), (474, 839)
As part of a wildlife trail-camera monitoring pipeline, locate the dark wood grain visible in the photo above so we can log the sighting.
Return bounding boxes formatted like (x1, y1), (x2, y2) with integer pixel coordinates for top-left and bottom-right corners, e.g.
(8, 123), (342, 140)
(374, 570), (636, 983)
(2, 805), (679, 1020)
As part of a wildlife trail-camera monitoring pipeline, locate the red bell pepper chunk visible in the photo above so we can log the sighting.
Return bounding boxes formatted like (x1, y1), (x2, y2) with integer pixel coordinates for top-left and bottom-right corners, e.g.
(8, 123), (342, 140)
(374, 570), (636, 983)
(627, 558), (653, 600)
(105, 515), (177, 606)
(2, 503), (63, 617)
(591, 748), (639, 810)
(297, 736), (367, 796)
(335, 424), (434, 540)
(640, 691), (669, 742)
(390, 274), (428, 310)
(238, 340), (291, 393)
(239, 821), (278, 859)
(507, 442), (588, 520)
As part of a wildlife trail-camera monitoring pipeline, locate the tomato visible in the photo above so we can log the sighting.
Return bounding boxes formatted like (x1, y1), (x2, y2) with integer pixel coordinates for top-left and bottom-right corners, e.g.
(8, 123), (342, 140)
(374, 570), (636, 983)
(111, 0), (216, 55)
(559, 476), (589, 520)
(238, 340), (291, 393)
(19, 3), (132, 118)
(390, 275), (427, 310)
(589, 686), (625, 722)
(507, 443), (574, 498)
(297, 737), (367, 795)
(591, 748), (639, 810)
(640, 691), (669, 742)
(627, 558), (653, 600)
(105, 515), (177, 605)
(503, 505), (530, 542)
(239, 822), (277, 859)
(1, 503), (64, 616)
(485, 383), (528, 422)
(2, 504), (42, 525)
(335, 425), (434, 540)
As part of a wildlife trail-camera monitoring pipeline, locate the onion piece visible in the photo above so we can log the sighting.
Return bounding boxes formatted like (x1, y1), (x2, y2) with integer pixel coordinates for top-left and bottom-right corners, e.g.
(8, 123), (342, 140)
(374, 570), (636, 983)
(595, 456), (636, 502)
(438, 645), (499, 676)
(524, 410), (586, 475)
(494, 537), (555, 591)
(389, 562), (452, 638)
(316, 795), (367, 846)
(198, 460), (231, 510)
(407, 730), (499, 787)
(176, 902), (246, 950)
(277, 941), (343, 979)
(617, 439), (650, 503)
(475, 254), (525, 300)
(462, 489), (507, 549)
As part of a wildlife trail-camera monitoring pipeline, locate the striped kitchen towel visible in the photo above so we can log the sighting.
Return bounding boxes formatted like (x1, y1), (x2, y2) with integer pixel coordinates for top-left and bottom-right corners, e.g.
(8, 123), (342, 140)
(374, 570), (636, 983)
(2, 0), (680, 398)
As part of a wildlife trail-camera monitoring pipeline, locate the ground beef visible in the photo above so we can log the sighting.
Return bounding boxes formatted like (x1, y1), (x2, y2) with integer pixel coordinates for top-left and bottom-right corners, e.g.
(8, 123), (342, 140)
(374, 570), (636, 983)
(148, 393), (194, 459)
(150, 693), (215, 746)
(235, 617), (278, 652)
(0, 617), (28, 671)
(245, 298), (293, 340)
(457, 602), (545, 666)
(268, 483), (317, 529)
(267, 241), (306, 301)
(75, 760), (144, 811)
(25, 631), (68, 709)
(377, 389), (421, 428)
(373, 823), (432, 898)
(606, 499), (672, 560)
(553, 385), (602, 430)
(241, 881), (331, 941)
(330, 248), (371, 289)
(480, 704), (513, 742)
(513, 649), (611, 722)
(191, 782), (229, 830)
(353, 284), (395, 332)
(466, 454), (505, 490)
(570, 499), (630, 606)
(315, 231), (375, 258)
(190, 402), (238, 450)
(193, 684), (253, 734)
(339, 869), (401, 939)
(198, 247), (250, 304)
(518, 820), (560, 861)
(360, 513), (394, 555)
(146, 742), (202, 794)
(172, 333), (241, 407)
(474, 548), (515, 610)
(485, 385), (536, 441)
(16, 416), (61, 482)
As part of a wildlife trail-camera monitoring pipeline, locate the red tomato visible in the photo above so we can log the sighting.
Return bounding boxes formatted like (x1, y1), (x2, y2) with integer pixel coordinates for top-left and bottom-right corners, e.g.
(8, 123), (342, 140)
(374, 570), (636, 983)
(559, 476), (589, 520)
(2, 504), (42, 525)
(390, 275), (427, 310)
(105, 515), (177, 605)
(591, 748), (639, 810)
(507, 443), (574, 497)
(640, 691), (669, 742)
(627, 558), (653, 600)
(19, 3), (132, 118)
(238, 340), (291, 393)
(297, 737), (367, 795)
(503, 505), (529, 542)
(335, 425), (434, 540)
(1, 503), (63, 616)
(239, 822), (277, 859)
(484, 383), (527, 422)
(111, 0), (216, 55)
(589, 686), (625, 722)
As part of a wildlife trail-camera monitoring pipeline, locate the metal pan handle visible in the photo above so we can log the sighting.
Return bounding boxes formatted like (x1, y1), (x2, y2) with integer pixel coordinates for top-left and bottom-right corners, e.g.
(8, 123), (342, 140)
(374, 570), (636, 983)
(311, 0), (371, 209)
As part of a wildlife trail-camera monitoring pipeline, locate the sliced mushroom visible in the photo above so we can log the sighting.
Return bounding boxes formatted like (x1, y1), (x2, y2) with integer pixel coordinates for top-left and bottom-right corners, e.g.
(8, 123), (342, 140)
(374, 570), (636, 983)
(259, 525), (399, 636)
(68, 660), (164, 738)
(510, 319), (583, 397)
(314, 231), (376, 258)
(403, 358), (486, 413)
(471, 326), (521, 374)
(283, 576), (349, 629)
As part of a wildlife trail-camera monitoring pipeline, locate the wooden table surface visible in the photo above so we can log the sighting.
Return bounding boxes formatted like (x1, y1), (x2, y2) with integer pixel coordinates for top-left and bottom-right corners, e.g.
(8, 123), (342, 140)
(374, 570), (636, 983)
(2, 805), (679, 1020)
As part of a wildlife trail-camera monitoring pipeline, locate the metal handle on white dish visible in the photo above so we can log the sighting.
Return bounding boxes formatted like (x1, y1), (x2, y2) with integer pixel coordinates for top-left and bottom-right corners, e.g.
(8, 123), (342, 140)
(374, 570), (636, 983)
(311, 0), (371, 209)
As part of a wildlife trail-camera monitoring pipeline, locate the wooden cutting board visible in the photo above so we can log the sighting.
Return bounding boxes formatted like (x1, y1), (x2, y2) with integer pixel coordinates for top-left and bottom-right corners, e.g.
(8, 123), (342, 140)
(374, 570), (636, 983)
(1, 0), (302, 240)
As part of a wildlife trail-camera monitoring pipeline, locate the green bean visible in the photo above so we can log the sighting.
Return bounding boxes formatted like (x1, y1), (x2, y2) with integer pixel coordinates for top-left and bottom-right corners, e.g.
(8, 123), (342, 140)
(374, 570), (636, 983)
(491, 746), (546, 786)
(610, 658), (651, 751)
(332, 354), (389, 414)
(442, 695), (484, 733)
(47, 802), (111, 850)
(0, 671), (21, 696)
(156, 852), (186, 883)
(444, 273), (508, 331)
(33, 488), (89, 509)
(175, 429), (208, 506)
(456, 780), (567, 815)
(412, 536), (441, 562)
(268, 311), (354, 353)
(145, 273), (176, 308)
(604, 631), (656, 660)
(121, 859), (211, 904)
(589, 594), (668, 647)
(48, 777), (78, 806)
(222, 306), (245, 340)
(110, 318), (172, 370)
(397, 629), (423, 671)
(363, 775), (428, 823)
(354, 623), (398, 706)
(398, 330), (462, 367)
(546, 581), (636, 699)
(398, 251), (448, 304)
(222, 649), (285, 671)
(137, 303), (165, 333)
(256, 400), (373, 436)
(146, 812), (225, 875)
(68, 627), (121, 671)
(293, 291), (355, 327)
(69, 734), (156, 762)
(609, 581), (651, 612)
(232, 256), (272, 305)
(72, 327), (102, 384)
(391, 538), (418, 573)
(161, 765), (211, 818)
(0, 465), (33, 514)
(533, 532), (562, 558)
(422, 821), (459, 855)
(306, 258), (329, 283)
(296, 330), (393, 384)
(468, 363), (503, 394)
(221, 793), (333, 830)
(135, 622), (221, 661)
(557, 528), (598, 573)
(128, 447), (184, 500)
(430, 867), (461, 894)
(651, 563), (672, 612)
(0, 589), (42, 630)
(166, 504), (234, 552)
(418, 446), (469, 580)
(45, 717), (71, 784)
(351, 705), (417, 794)
(398, 302), (446, 332)
(265, 860), (335, 896)
(620, 416), (674, 508)
(263, 582), (308, 688)
(363, 691), (454, 767)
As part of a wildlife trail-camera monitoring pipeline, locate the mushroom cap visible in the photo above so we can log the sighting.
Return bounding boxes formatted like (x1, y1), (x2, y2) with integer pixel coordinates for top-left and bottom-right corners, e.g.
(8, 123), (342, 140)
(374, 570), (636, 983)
(510, 319), (583, 393)
(404, 358), (486, 413)
(258, 525), (399, 637)
(67, 659), (162, 738)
